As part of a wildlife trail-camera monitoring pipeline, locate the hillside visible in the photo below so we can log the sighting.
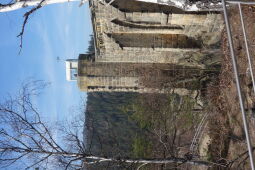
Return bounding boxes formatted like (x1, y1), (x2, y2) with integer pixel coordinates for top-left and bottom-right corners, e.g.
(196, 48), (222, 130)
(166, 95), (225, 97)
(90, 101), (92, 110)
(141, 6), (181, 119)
(84, 92), (143, 158)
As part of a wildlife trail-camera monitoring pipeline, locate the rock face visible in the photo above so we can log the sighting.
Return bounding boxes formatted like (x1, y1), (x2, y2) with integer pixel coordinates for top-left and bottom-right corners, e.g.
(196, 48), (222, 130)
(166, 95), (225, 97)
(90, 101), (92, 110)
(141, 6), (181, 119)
(76, 0), (223, 93)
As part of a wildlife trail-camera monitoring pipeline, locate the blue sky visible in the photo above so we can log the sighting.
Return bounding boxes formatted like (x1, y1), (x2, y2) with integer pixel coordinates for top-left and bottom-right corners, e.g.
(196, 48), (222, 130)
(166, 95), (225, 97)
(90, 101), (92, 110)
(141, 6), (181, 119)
(0, 2), (92, 123)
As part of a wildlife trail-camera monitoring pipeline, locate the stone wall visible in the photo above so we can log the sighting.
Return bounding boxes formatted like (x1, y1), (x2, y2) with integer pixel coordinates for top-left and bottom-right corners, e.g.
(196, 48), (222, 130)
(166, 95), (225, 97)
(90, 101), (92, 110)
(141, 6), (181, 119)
(77, 59), (215, 93)
(77, 0), (223, 93)
(90, 0), (223, 68)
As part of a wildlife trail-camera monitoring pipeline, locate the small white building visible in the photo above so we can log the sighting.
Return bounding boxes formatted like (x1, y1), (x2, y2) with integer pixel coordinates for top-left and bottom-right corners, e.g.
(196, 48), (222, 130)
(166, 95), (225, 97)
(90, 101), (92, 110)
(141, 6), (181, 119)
(65, 59), (78, 81)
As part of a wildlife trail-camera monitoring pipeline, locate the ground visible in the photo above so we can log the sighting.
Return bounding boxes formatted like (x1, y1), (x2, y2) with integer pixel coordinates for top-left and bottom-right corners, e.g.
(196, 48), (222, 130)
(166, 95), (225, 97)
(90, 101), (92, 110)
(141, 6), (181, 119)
(200, 4), (255, 170)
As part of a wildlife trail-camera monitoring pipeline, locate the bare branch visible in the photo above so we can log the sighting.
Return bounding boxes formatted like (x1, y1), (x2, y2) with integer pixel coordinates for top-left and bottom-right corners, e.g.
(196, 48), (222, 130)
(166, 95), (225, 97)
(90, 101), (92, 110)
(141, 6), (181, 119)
(17, 0), (45, 54)
(25, 153), (52, 170)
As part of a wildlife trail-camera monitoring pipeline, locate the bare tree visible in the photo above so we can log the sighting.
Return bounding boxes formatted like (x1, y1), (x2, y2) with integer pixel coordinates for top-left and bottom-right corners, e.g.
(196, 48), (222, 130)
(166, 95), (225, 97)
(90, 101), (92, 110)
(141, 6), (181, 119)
(0, 0), (83, 12)
(0, 80), (222, 169)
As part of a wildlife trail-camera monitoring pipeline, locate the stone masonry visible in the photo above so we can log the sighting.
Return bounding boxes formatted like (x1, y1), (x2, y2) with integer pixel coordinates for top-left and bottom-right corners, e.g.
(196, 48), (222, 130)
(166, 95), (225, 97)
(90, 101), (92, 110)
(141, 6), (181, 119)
(75, 0), (223, 93)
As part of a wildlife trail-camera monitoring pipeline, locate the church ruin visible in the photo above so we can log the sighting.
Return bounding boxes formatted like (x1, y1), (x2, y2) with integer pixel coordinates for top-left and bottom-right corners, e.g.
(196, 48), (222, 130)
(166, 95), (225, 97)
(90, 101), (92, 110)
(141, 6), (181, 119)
(66, 0), (224, 93)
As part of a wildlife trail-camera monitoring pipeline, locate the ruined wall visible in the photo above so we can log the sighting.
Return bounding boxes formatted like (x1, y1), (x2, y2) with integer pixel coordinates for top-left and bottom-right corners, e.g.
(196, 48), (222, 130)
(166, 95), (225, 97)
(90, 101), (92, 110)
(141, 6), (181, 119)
(77, 59), (214, 93)
(77, 0), (223, 94)
(110, 33), (201, 48)
(108, 0), (184, 13)
(90, 0), (223, 68)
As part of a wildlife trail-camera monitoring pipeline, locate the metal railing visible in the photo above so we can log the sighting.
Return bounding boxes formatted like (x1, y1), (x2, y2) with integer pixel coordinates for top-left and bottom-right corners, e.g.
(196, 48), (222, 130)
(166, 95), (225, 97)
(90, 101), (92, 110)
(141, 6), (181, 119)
(190, 112), (209, 154)
(222, 0), (255, 169)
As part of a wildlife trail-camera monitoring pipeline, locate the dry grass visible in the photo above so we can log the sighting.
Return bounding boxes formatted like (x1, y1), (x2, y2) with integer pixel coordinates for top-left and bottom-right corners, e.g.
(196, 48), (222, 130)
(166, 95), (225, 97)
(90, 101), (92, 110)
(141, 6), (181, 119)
(203, 5), (255, 170)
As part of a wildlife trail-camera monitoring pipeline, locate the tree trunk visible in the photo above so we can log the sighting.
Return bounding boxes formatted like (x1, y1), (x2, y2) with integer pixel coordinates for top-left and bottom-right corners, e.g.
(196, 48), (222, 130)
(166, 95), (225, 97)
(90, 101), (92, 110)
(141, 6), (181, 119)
(0, 0), (80, 12)
(85, 156), (217, 167)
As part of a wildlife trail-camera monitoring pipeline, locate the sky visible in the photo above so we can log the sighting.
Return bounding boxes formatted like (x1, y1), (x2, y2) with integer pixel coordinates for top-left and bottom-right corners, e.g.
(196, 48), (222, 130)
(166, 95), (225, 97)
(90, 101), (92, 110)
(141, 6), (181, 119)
(0, 1), (92, 123)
